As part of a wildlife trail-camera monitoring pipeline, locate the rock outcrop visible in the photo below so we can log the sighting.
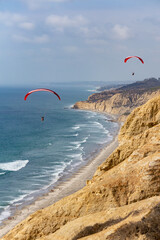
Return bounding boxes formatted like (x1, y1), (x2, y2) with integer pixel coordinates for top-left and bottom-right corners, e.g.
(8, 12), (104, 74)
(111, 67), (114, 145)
(1, 96), (160, 240)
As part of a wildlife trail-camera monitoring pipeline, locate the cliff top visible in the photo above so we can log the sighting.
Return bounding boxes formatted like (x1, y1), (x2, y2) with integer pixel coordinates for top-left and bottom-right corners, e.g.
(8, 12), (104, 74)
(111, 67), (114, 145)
(97, 77), (160, 92)
(92, 78), (160, 102)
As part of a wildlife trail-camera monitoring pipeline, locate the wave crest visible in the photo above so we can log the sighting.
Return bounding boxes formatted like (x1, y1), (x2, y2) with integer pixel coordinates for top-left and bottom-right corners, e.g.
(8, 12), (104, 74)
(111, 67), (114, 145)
(0, 160), (29, 172)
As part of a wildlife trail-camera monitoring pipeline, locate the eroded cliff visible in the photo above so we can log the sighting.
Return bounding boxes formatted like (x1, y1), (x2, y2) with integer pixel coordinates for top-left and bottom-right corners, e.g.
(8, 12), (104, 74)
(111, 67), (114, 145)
(1, 96), (160, 240)
(73, 89), (160, 122)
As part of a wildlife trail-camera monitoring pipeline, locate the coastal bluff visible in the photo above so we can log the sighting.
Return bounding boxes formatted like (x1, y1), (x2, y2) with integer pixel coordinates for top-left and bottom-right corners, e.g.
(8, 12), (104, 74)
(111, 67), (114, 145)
(1, 96), (160, 239)
(73, 78), (160, 121)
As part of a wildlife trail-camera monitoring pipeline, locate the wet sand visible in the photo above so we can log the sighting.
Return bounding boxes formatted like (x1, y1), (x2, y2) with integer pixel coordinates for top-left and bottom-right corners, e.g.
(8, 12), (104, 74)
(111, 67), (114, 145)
(0, 130), (119, 238)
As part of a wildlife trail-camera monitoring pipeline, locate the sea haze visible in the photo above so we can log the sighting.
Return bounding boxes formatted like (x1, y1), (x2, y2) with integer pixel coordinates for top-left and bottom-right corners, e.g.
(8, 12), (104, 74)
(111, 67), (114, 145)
(0, 86), (118, 224)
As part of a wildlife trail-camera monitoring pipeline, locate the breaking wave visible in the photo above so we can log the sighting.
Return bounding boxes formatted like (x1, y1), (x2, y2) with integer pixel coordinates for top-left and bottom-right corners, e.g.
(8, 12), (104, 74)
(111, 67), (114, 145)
(0, 160), (29, 172)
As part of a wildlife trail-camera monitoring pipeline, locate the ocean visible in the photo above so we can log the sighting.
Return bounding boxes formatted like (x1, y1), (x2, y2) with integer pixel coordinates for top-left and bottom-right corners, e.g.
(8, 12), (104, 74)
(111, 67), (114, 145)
(0, 85), (118, 224)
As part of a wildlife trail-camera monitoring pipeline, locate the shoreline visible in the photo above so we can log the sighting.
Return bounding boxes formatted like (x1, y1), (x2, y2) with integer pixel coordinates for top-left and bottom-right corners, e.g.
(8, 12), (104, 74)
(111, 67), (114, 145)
(0, 115), (120, 238)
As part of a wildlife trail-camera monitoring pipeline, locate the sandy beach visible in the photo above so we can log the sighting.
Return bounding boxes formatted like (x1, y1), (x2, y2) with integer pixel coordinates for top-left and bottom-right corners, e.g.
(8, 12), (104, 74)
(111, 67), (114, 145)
(0, 127), (119, 238)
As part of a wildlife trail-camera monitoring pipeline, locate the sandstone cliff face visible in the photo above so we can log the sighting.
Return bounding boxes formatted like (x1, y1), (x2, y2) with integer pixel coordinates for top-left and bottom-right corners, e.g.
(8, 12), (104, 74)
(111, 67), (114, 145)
(73, 89), (160, 122)
(1, 96), (160, 240)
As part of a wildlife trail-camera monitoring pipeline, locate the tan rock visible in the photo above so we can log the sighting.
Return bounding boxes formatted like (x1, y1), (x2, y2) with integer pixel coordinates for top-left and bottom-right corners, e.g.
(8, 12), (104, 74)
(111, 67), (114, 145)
(73, 89), (160, 121)
(119, 95), (160, 140)
(95, 96), (160, 176)
(37, 197), (160, 240)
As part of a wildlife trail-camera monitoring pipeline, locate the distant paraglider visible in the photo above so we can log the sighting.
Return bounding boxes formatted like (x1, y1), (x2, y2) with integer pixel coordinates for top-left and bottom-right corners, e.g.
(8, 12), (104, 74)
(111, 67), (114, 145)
(124, 56), (144, 76)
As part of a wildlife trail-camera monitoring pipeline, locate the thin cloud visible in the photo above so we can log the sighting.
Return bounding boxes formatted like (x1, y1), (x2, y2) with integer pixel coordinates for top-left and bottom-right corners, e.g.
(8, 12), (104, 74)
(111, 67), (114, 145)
(12, 34), (30, 42)
(21, 0), (71, 10)
(19, 22), (35, 30)
(63, 46), (79, 53)
(80, 26), (105, 39)
(112, 24), (132, 40)
(46, 14), (87, 31)
(12, 34), (50, 43)
(155, 36), (160, 41)
(34, 34), (49, 43)
(49, 0), (71, 2)
(0, 11), (25, 26)
(86, 39), (108, 46)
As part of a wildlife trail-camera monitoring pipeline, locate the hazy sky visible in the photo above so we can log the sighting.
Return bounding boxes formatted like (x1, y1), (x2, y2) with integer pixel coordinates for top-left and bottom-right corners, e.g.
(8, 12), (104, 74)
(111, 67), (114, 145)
(0, 0), (160, 86)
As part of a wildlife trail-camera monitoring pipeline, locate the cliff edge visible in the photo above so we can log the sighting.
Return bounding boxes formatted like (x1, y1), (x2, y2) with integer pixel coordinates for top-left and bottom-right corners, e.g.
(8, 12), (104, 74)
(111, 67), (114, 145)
(1, 96), (160, 240)
(73, 78), (160, 121)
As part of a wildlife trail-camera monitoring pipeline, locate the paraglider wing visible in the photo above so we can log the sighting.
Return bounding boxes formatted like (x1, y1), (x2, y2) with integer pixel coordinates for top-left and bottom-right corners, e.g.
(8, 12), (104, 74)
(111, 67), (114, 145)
(124, 56), (144, 64)
(24, 88), (61, 101)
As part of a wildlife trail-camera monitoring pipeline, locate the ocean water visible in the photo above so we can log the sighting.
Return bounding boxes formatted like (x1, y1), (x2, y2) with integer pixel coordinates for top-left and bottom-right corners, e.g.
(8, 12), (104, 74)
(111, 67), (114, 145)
(0, 85), (118, 224)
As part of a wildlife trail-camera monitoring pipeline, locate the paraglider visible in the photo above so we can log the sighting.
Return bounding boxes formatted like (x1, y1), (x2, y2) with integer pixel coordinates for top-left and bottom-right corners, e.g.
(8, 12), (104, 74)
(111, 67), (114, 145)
(24, 88), (61, 101)
(124, 56), (144, 64)
(124, 56), (144, 76)
(24, 88), (61, 121)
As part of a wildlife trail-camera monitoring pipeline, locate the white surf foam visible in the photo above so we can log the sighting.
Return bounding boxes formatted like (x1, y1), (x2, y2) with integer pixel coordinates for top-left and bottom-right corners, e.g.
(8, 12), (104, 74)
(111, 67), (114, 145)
(85, 112), (97, 119)
(65, 104), (74, 109)
(67, 153), (83, 161)
(0, 208), (11, 223)
(59, 133), (79, 137)
(93, 121), (104, 128)
(73, 133), (79, 137)
(9, 194), (29, 205)
(91, 122), (110, 135)
(64, 146), (79, 151)
(0, 172), (5, 176)
(81, 136), (88, 143)
(87, 88), (99, 92)
(72, 125), (80, 130)
(0, 160), (29, 172)
(71, 136), (88, 146)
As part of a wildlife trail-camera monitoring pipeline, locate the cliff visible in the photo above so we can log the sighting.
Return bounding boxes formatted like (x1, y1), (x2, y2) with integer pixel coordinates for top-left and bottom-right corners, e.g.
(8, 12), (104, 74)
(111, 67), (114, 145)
(1, 96), (160, 239)
(73, 78), (160, 121)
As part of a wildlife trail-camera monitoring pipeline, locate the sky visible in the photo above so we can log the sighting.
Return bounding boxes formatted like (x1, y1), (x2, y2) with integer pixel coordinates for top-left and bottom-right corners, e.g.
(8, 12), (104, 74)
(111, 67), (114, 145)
(0, 0), (160, 86)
